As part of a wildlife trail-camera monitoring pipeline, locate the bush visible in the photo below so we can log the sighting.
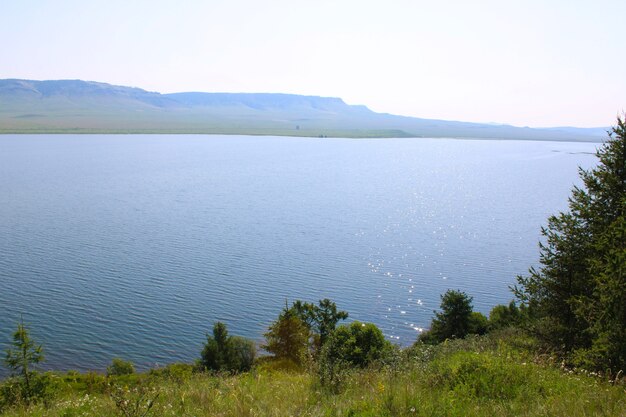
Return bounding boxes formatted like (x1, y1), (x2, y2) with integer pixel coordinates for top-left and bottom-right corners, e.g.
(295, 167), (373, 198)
(488, 301), (523, 331)
(322, 322), (392, 367)
(317, 321), (392, 391)
(107, 358), (135, 376)
(469, 312), (489, 335)
(229, 336), (256, 372)
(0, 372), (54, 411)
(201, 322), (256, 373)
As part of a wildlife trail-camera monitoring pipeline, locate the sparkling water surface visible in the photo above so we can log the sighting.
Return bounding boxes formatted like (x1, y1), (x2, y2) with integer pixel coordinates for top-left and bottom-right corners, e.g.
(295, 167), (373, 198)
(0, 134), (598, 374)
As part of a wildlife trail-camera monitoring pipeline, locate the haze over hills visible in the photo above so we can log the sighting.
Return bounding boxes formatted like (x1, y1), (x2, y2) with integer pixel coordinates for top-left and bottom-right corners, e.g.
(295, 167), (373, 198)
(0, 79), (607, 141)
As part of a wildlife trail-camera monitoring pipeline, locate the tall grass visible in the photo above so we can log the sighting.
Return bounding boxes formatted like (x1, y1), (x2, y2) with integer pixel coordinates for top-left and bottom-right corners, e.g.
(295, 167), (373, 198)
(2, 333), (624, 417)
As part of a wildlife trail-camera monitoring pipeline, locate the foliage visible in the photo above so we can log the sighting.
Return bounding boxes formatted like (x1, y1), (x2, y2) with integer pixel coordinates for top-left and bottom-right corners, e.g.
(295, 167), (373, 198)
(2, 319), (49, 407)
(426, 351), (542, 401)
(200, 322), (256, 373)
(320, 321), (392, 368)
(2, 332), (625, 417)
(0, 373), (54, 412)
(468, 312), (488, 335)
(317, 321), (392, 391)
(487, 301), (523, 331)
(317, 321), (393, 392)
(419, 290), (474, 343)
(290, 299), (349, 347)
(148, 363), (193, 383)
(106, 358), (135, 376)
(515, 116), (626, 372)
(262, 307), (310, 366)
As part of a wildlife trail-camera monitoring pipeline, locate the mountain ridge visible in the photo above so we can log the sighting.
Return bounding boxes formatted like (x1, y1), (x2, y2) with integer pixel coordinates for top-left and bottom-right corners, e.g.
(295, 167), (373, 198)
(0, 79), (608, 141)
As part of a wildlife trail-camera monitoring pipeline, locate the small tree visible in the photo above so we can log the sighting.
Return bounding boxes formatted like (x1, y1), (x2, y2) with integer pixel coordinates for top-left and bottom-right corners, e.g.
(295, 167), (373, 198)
(262, 307), (309, 365)
(3, 319), (47, 404)
(419, 290), (474, 343)
(200, 322), (255, 373)
(201, 322), (230, 371)
(318, 321), (392, 391)
(320, 321), (391, 368)
(228, 336), (256, 372)
(290, 298), (348, 348)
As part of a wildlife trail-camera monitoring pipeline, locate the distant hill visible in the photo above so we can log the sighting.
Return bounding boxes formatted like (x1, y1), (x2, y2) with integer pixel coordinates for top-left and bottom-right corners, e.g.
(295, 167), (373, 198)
(0, 79), (608, 141)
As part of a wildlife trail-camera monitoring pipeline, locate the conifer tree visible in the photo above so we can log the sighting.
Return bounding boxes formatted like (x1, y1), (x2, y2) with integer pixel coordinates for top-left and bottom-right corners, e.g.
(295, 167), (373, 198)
(4, 319), (45, 402)
(262, 306), (309, 364)
(515, 116), (626, 371)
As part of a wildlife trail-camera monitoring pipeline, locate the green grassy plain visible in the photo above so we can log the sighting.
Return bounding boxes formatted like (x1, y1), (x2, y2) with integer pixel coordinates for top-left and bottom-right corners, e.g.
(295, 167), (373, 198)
(2, 332), (624, 417)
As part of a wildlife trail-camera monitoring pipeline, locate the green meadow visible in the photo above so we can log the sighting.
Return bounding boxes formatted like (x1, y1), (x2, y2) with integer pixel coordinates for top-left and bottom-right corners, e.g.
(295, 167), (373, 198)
(1, 331), (624, 417)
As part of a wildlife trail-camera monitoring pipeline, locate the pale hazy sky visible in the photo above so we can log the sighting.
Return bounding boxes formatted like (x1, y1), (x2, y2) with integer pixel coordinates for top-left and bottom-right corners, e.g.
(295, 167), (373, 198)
(1, 0), (624, 127)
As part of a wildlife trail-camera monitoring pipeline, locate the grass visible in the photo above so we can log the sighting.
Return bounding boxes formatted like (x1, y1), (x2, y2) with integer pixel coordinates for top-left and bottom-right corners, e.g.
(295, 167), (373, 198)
(1, 332), (625, 416)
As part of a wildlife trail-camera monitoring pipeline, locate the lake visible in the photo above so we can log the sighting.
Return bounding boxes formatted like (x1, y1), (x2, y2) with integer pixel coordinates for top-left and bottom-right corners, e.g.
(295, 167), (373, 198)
(0, 134), (599, 374)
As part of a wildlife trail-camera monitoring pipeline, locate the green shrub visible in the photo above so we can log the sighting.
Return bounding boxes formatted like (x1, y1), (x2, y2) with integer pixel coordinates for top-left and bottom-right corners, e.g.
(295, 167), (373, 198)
(321, 322), (392, 368)
(201, 322), (256, 373)
(229, 336), (256, 372)
(0, 372), (55, 412)
(488, 301), (522, 331)
(469, 312), (488, 335)
(318, 321), (393, 391)
(84, 371), (108, 394)
(107, 358), (135, 376)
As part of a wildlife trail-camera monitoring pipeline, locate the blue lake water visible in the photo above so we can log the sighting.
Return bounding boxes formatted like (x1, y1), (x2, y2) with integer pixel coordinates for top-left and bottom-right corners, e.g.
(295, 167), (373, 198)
(0, 134), (599, 374)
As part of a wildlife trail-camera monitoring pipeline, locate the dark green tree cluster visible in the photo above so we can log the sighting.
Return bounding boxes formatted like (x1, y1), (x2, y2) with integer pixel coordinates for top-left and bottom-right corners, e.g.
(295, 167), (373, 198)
(418, 290), (526, 345)
(200, 322), (256, 373)
(291, 298), (349, 347)
(487, 300), (524, 331)
(262, 298), (349, 364)
(319, 321), (391, 368)
(262, 299), (392, 391)
(418, 290), (484, 344)
(515, 116), (626, 373)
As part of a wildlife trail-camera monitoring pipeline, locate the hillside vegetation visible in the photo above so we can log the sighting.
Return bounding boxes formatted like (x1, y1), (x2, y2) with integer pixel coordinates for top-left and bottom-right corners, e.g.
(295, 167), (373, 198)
(1, 331), (625, 417)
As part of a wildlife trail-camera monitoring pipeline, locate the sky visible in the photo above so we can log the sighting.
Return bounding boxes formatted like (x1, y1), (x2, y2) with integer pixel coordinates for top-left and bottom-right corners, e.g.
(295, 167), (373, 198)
(1, 0), (624, 127)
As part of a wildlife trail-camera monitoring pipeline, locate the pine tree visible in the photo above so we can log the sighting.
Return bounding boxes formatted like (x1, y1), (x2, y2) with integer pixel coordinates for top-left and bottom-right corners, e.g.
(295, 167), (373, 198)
(262, 306), (309, 365)
(4, 319), (45, 402)
(515, 116), (626, 371)
(434, 290), (474, 340)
